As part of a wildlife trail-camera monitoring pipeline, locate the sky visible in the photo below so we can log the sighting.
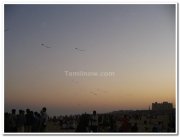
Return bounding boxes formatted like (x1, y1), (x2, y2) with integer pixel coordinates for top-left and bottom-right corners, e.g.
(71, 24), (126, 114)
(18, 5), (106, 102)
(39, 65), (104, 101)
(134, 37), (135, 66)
(5, 4), (176, 116)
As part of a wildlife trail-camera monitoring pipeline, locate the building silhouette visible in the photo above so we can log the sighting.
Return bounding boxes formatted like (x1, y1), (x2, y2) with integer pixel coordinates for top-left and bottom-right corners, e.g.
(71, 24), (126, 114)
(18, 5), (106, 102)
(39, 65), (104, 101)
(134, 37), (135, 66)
(152, 102), (173, 111)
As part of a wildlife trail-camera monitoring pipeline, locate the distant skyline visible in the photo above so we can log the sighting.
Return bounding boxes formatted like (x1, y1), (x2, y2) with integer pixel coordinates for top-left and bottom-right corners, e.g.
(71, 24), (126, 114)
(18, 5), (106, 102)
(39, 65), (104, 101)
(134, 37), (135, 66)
(5, 4), (176, 116)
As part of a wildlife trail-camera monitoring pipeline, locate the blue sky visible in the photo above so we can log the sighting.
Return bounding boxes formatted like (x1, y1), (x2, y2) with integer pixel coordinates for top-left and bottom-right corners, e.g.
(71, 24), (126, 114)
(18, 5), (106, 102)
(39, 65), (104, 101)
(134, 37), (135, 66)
(5, 4), (176, 115)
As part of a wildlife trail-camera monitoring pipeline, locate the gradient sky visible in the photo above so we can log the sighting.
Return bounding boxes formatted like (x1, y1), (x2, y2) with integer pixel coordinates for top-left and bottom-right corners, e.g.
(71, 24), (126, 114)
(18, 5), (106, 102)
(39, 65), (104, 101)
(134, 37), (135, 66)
(5, 4), (176, 116)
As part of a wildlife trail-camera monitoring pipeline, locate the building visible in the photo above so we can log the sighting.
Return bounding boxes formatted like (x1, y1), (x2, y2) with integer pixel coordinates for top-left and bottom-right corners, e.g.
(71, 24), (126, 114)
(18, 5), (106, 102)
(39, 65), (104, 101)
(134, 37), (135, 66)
(152, 102), (173, 111)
